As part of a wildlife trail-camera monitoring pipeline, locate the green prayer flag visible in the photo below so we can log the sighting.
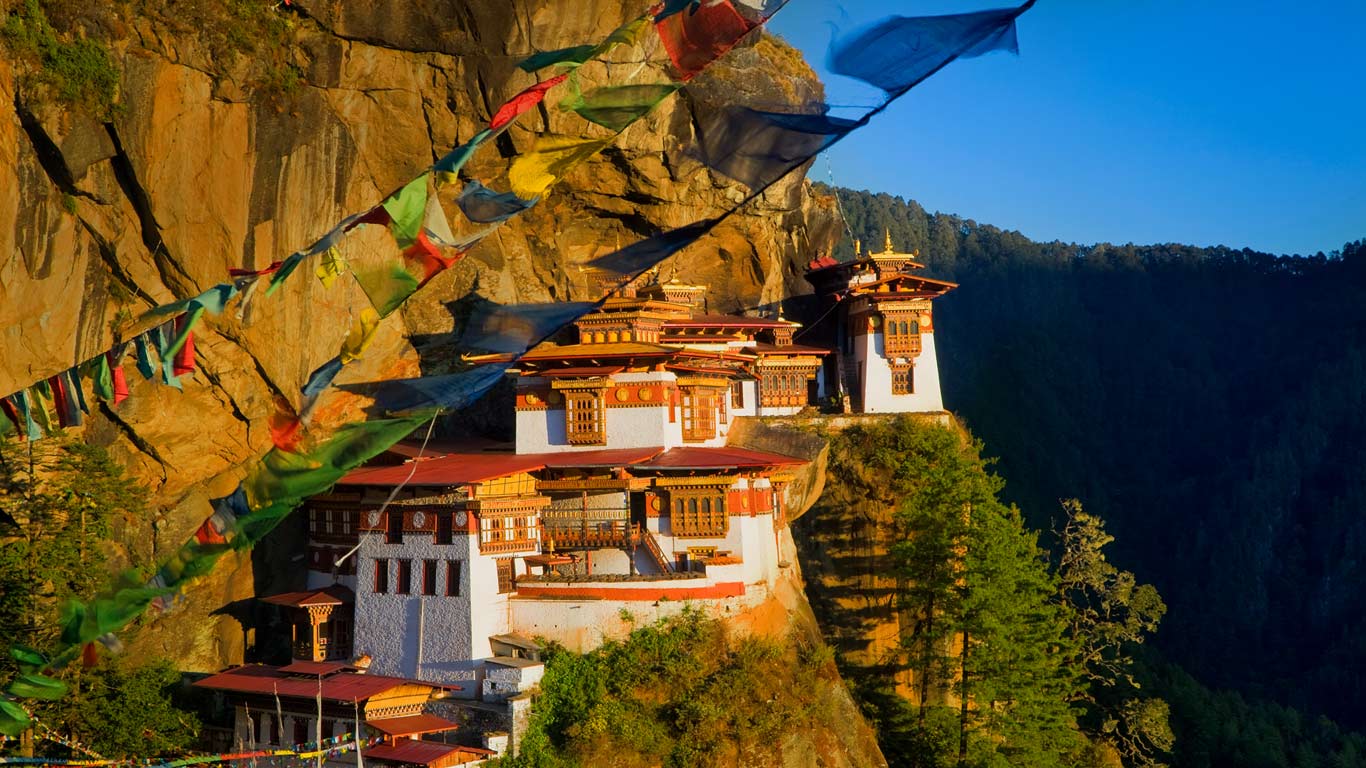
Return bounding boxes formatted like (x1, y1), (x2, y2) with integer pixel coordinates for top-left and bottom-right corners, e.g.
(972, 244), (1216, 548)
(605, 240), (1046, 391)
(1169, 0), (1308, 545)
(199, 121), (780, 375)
(266, 252), (308, 296)
(91, 354), (114, 400)
(6, 673), (68, 701)
(355, 262), (422, 318)
(29, 383), (54, 434)
(382, 174), (430, 250)
(563, 82), (681, 131)
(0, 699), (31, 738)
(10, 646), (46, 672)
(242, 412), (433, 515)
(518, 15), (649, 72)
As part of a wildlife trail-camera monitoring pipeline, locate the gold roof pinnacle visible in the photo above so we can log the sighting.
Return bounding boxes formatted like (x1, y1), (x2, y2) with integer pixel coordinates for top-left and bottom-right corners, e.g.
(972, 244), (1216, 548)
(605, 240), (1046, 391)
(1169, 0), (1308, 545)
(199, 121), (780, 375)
(883, 228), (893, 253)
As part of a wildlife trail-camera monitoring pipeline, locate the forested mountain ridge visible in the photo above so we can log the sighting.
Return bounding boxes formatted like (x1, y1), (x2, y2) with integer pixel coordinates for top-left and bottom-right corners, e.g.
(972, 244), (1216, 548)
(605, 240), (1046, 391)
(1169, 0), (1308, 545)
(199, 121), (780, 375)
(823, 184), (1366, 737)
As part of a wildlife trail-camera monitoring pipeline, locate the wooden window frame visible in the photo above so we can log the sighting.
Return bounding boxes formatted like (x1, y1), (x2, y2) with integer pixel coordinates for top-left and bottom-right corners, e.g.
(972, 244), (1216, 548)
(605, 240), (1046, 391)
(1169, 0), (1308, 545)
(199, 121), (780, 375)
(680, 388), (717, 442)
(446, 560), (462, 597)
(435, 512), (453, 545)
(669, 489), (729, 537)
(396, 559), (412, 595)
(374, 559), (389, 594)
(564, 390), (606, 445)
(496, 557), (515, 594)
(891, 364), (914, 395)
(422, 559), (438, 596)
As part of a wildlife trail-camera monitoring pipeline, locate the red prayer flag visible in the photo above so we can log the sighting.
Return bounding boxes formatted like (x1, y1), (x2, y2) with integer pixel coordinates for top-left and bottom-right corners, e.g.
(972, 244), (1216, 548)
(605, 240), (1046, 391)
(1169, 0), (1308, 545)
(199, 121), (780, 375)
(489, 74), (569, 130)
(655, 0), (755, 79)
(173, 318), (196, 376)
(109, 352), (130, 405)
(228, 260), (284, 277)
(0, 397), (20, 437)
(403, 231), (466, 283)
(81, 642), (99, 668)
(269, 398), (305, 452)
(48, 375), (69, 428)
(345, 206), (392, 231)
(193, 517), (228, 546)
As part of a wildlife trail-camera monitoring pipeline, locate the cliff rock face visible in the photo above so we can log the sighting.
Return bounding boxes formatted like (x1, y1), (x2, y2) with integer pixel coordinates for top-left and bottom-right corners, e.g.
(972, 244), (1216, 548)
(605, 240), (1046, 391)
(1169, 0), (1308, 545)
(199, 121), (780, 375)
(0, 0), (841, 671)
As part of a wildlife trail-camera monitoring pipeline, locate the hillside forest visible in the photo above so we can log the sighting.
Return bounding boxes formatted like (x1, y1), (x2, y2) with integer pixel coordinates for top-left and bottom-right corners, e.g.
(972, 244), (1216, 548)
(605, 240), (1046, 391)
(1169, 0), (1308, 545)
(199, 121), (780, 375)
(826, 184), (1366, 767)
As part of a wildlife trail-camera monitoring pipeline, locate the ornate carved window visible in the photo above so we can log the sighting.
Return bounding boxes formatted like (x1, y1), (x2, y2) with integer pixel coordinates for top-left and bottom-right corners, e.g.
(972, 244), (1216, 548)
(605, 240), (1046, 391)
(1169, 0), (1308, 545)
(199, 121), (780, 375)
(883, 315), (921, 357)
(731, 381), (745, 409)
(670, 490), (728, 537)
(564, 390), (605, 445)
(891, 364), (914, 395)
(496, 557), (515, 594)
(681, 388), (717, 442)
(479, 513), (540, 554)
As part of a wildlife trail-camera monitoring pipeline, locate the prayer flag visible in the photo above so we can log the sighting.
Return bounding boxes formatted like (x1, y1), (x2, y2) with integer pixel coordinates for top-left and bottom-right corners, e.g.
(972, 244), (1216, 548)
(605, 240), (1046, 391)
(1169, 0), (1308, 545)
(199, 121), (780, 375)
(30, 381), (55, 435)
(370, 364), (510, 413)
(173, 316), (196, 376)
(316, 247), (347, 289)
(457, 181), (537, 224)
(135, 332), (156, 379)
(463, 301), (597, 354)
(92, 353), (114, 400)
(6, 673), (68, 701)
(111, 363), (130, 405)
(0, 402), (14, 438)
(507, 135), (613, 200)
(340, 308), (381, 364)
(689, 106), (861, 191)
(302, 357), (345, 399)
(562, 82), (680, 131)
(655, 0), (756, 80)
(489, 74), (569, 131)
(354, 262), (421, 318)
(65, 367), (89, 416)
(0, 699), (31, 738)
(518, 16), (650, 72)
(433, 129), (492, 187)
(12, 391), (41, 441)
(382, 174), (431, 250)
(589, 217), (721, 275)
(0, 396), (20, 438)
(827, 1), (1032, 95)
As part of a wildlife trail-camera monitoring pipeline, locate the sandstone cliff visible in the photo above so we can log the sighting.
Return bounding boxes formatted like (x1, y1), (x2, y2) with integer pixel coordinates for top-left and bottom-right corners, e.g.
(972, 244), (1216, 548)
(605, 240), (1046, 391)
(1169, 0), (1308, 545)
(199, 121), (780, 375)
(0, 0), (842, 667)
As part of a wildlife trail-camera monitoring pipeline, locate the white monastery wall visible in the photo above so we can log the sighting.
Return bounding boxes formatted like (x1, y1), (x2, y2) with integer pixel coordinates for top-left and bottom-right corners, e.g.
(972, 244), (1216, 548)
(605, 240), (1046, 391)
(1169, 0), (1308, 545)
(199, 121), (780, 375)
(856, 331), (944, 413)
(354, 532), (515, 696)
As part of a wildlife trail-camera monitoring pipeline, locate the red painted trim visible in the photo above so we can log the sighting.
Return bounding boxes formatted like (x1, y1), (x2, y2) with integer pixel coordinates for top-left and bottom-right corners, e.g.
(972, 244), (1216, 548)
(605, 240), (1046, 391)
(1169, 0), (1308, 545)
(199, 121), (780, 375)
(514, 581), (745, 601)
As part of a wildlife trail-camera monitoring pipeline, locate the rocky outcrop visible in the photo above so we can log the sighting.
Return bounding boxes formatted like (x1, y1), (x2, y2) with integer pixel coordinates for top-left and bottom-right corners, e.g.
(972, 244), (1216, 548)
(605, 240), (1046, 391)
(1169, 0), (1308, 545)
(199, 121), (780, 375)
(0, 1), (843, 671)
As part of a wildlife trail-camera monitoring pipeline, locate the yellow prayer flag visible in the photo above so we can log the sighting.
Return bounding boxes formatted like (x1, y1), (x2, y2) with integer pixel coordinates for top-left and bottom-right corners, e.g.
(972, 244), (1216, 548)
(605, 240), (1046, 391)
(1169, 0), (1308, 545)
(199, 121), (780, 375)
(315, 247), (347, 289)
(507, 135), (613, 200)
(340, 307), (381, 364)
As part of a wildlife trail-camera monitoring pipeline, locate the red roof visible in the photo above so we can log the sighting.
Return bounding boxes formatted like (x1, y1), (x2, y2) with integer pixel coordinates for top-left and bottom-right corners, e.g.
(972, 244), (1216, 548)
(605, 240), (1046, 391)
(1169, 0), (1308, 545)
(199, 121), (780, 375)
(339, 446), (671, 488)
(341, 452), (549, 487)
(634, 446), (806, 471)
(663, 314), (795, 329)
(367, 714), (460, 738)
(537, 446), (664, 468)
(261, 585), (354, 609)
(193, 665), (458, 701)
(364, 741), (463, 766)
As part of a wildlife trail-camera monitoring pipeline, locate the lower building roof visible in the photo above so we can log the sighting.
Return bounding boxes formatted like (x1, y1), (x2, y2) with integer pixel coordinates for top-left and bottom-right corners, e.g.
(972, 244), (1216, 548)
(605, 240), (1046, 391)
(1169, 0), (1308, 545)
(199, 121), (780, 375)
(634, 446), (806, 471)
(366, 714), (460, 738)
(193, 664), (459, 702)
(260, 585), (354, 609)
(364, 740), (494, 766)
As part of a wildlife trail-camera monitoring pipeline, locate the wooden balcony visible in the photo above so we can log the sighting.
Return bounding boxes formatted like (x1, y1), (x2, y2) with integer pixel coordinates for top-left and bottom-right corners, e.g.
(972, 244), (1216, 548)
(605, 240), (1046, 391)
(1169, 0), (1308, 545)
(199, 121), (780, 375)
(480, 538), (539, 555)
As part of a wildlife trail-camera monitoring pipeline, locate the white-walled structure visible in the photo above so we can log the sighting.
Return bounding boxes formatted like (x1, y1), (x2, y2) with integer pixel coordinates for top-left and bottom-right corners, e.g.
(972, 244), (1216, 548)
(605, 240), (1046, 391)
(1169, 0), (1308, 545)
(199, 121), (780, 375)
(805, 232), (956, 414)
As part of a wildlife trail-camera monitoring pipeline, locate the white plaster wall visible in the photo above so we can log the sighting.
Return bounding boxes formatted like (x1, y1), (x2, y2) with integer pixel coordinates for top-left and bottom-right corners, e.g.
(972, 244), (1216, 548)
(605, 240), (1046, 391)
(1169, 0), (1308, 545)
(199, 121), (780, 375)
(730, 380), (759, 417)
(591, 547), (632, 574)
(516, 372), (687, 453)
(509, 587), (769, 653)
(856, 331), (945, 413)
(354, 532), (505, 694)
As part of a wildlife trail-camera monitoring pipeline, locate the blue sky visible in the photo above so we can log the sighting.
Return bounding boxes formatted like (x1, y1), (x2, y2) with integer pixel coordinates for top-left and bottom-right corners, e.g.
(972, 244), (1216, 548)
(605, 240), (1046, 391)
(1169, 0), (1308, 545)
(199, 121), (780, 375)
(768, 1), (1366, 256)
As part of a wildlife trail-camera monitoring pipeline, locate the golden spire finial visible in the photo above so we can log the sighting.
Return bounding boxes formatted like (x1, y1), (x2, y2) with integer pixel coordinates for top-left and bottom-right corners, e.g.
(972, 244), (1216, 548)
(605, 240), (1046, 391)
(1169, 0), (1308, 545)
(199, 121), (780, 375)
(854, 238), (862, 256)
(884, 228), (893, 253)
